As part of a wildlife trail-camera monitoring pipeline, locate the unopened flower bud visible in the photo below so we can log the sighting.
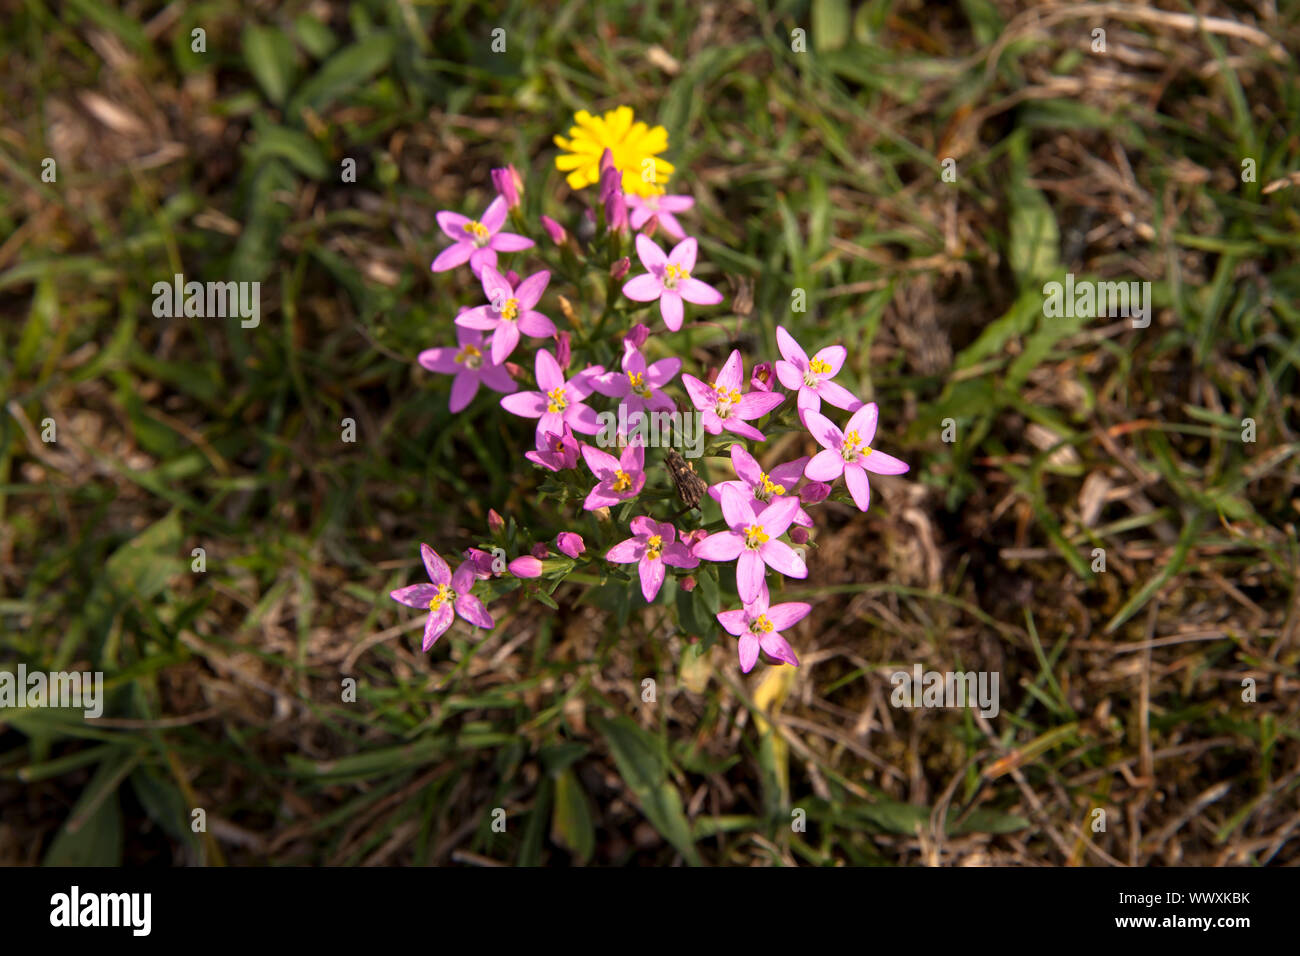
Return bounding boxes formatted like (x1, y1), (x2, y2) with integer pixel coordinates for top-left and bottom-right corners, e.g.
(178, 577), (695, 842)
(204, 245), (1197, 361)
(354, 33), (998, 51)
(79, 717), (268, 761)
(530, 542), (549, 559)
(789, 527), (809, 545)
(504, 270), (520, 288)
(488, 509), (505, 533)
(800, 482), (831, 504)
(491, 164), (523, 209)
(680, 575), (697, 592)
(555, 331), (571, 369)
(556, 532), (585, 558)
(610, 256), (631, 281)
(508, 555), (542, 578)
(751, 362), (774, 392)
(539, 215), (568, 246)
(641, 214), (659, 239)
(624, 323), (650, 350)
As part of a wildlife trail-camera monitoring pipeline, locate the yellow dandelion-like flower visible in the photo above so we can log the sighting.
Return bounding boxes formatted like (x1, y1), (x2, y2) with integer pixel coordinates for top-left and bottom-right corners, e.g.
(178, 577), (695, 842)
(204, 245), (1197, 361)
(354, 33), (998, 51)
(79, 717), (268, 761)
(553, 106), (674, 198)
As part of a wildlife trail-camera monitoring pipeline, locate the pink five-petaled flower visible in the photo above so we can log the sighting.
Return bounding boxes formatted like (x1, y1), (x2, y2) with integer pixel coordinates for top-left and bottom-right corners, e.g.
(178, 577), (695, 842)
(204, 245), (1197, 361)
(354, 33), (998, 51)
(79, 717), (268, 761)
(581, 443), (646, 510)
(717, 589), (809, 673)
(708, 445), (813, 528)
(500, 349), (605, 437)
(390, 544), (494, 652)
(622, 235), (722, 331)
(606, 517), (699, 603)
(525, 423), (580, 472)
(803, 404), (910, 512)
(774, 325), (863, 421)
(432, 197), (533, 277)
(626, 193), (694, 240)
(591, 343), (681, 416)
(694, 487), (807, 604)
(455, 266), (556, 366)
(682, 350), (785, 441)
(418, 326), (517, 413)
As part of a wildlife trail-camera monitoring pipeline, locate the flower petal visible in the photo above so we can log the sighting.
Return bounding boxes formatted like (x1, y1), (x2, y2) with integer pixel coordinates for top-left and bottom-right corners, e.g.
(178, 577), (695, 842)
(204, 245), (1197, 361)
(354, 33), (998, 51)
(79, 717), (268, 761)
(421, 544), (451, 584)
(455, 593), (494, 629)
(862, 449), (910, 476)
(736, 550), (765, 604)
(635, 233), (667, 272)
(622, 273), (663, 302)
(423, 604), (455, 651)
(694, 531), (744, 561)
(844, 464), (871, 511)
(804, 448), (845, 481)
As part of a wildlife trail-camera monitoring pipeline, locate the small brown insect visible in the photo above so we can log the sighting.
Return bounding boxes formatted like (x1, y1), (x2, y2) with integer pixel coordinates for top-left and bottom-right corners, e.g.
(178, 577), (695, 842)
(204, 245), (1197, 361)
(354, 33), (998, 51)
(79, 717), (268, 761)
(664, 449), (707, 509)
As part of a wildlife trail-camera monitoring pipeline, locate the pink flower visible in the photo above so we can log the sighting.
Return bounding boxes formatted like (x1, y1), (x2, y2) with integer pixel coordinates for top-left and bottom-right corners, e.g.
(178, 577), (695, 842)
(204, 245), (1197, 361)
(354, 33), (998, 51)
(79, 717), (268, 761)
(455, 266), (556, 366)
(621, 235), (723, 331)
(390, 544), (494, 651)
(606, 517), (699, 602)
(556, 532), (585, 559)
(803, 405), (910, 512)
(509, 555), (543, 578)
(417, 327), (517, 413)
(717, 589), (808, 673)
(774, 325), (863, 421)
(708, 445), (813, 528)
(581, 443), (646, 510)
(500, 349), (606, 437)
(463, 547), (502, 579)
(525, 423), (580, 472)
(624, 324), (650, 350)
(751, 361), (776, 392)
(491, 165), (523, 209)
(432, 196), (533, 276)
(591, 343), (681, 417)
(694, 487), (807, 604)
(681, 350), (785, 441)
(627, 193), (694, 240)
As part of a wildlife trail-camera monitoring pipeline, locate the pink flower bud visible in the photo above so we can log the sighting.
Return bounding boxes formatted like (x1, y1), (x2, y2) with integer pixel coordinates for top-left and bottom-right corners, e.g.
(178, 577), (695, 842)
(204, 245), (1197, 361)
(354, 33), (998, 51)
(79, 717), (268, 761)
(505, 270), (520, 288)
(706, 366), (719, 386)
(555, 331), (571, 369)
(556, 532), (585, 559)
(641, 215), (659, 239)
(539, 215), (568, 246)
(751, 362), (775, 392)
(680, 575), (697, 592)
(800, 482), (831, 504)
(491, 165), (523, 209)
(680, 528), (708, 548)
(624, 323), (650, 350)
(508, 555), (543, 578)
(504, 361), (525, 379)
(610, 256), (631, 281)
(606, 191), (629, 233)
(488, 509), (505, 533)
(530, 542), (549, 560)
(789, 527), (809, 545)
(463, 547), (497, 579)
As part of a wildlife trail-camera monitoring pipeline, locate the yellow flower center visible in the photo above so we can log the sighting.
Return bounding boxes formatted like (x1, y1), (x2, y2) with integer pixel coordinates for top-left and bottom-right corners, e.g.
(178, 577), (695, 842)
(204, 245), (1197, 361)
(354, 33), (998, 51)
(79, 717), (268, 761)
(627, 371), (652, 398)
(612, 469), (633, 492)
(714, 384), (742, 417)
(547, 387), (569, 413)
(462, 220), (490, 245)
(842, 430), (872, 462)
(663, 263), (690, 290)
(744, 524), (769, 549)
(749, 614), (774, 634)
(756, 472), (786, 501)
(809, 358), (832, 375)
(455, 343), (482, 368)
(427, 583), (455, 611)
(645, 534), (663, 560)
(499, 297), (519, 321)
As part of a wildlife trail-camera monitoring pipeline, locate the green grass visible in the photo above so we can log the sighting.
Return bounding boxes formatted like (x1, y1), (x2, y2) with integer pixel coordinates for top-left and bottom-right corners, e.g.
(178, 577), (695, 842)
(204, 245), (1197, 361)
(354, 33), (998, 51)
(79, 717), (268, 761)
(1, 0), (1298, 866)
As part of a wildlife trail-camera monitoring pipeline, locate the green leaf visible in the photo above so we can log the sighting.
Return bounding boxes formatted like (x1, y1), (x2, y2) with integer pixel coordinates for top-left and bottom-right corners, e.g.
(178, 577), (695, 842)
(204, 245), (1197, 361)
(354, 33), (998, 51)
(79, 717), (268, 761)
(247, 121), (329, 180)
(43, 756), (128, 865)
(288, 32), (395, 115)
(105, 510), (183, 601)
(812, 0), (851, 52)
(242, 26), (298, 105)
(592, 716), (700, 865)
(551, 768), (595, 864)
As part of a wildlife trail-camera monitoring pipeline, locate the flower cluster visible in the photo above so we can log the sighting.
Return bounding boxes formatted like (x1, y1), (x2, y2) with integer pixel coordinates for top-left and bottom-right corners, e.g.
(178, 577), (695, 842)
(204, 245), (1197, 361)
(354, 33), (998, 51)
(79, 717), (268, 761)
(394, 107), (910, 673)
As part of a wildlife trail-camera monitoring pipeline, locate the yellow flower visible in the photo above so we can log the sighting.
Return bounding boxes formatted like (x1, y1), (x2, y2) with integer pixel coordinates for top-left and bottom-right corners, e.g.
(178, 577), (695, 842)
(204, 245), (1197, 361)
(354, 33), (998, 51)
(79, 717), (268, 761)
(554, 106), (673, 198)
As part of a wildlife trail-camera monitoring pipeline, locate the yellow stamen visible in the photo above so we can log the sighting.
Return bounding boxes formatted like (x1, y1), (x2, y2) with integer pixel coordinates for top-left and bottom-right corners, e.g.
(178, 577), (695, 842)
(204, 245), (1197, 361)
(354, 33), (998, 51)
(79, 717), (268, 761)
(427, 583), (454, 611)
(462, 220), (490, 242)
(744, 524), (769, 549)
(455, 343), (482, 368)
(546, 387), (568, 413)
(663, 263), (691, 289)
(499, 297), (519, 321)
(758, 472), (786, 499)
(627, 371), (652, 398)
(612, 469), (633, 493)
(645, 534), (663, 560)
(809, 358), (832, 375)
(750, 614), (774, 634)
